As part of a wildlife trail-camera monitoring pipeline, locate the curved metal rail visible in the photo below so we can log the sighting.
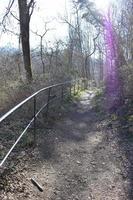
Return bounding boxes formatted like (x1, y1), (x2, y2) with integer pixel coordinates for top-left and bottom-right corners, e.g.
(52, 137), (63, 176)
(0, 79), (82, 167)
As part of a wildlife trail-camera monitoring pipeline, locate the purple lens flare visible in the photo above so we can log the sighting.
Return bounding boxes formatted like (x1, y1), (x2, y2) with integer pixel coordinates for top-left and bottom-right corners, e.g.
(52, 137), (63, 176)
(103, 9), (122, 112)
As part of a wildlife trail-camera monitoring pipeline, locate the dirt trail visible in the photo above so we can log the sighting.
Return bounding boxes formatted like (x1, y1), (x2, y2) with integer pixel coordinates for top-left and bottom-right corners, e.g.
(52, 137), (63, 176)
(1, 91), (130, 200)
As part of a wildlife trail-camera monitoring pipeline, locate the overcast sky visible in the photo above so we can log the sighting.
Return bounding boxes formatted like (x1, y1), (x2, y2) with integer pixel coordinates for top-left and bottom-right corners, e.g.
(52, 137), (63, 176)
(0, 0), (114, 49)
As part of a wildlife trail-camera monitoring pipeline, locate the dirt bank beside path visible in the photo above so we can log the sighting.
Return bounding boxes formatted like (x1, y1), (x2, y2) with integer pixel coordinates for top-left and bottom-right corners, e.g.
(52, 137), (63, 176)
(0, 91), (131, 200)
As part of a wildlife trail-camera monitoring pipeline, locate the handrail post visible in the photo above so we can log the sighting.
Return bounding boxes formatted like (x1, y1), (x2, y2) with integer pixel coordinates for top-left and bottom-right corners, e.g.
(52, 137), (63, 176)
(78, 80), (80, 92)
(83, 79), (86, 90)
(61, 85), (64, 101)
(74, 82), (76, 95)
(33, 96), (36, 145)
(82, 79), (84, 90)
(76, 80), (78, 94)
(46, 88), (51, 118)
(69, 83), (72, 97)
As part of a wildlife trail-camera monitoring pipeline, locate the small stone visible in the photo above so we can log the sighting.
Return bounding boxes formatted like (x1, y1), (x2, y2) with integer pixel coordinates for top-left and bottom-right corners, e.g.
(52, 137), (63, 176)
(91, 161), (96, 166)
(74, 196), (79, 200)
(112, 185), (115, 188)
(54, 190), (58, 195)
(76, 161), (81, 165)
(0, 144), (4, 150)
(21, 151), (26, 156)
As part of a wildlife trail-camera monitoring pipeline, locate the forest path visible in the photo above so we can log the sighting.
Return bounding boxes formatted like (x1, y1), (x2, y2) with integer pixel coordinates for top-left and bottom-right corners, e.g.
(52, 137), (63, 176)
(25, 91), (127, 200)
(1, 91), (129, 200)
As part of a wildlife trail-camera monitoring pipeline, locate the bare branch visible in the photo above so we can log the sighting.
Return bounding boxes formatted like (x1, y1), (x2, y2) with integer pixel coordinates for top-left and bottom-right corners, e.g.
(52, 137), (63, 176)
(31, 21), (53, 38)
(10, 11), (19, 21)
(28, 0), (36, 18)
(29, 2), (35, 18)
(87, 30), (100, 57)
(2, 27), (19, 36)
(60, 17), (76, 30)
(1, 0), (15, 26)
(28, 0), (34, 9)
(31, 29), (49, 38)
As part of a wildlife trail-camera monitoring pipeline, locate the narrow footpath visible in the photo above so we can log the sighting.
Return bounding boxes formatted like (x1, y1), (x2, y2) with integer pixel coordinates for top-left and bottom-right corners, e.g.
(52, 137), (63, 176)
(1, 91), (131, 200)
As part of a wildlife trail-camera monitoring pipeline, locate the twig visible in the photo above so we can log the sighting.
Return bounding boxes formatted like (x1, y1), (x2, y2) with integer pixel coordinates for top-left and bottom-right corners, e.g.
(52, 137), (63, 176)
(31, 178), (43, 192)
(1, 0), (15, 26)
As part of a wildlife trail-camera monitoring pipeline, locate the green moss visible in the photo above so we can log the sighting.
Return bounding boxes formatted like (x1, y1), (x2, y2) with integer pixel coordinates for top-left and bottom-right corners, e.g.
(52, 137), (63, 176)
(111, 114), (118, 121)
(128, 115), (133, 122)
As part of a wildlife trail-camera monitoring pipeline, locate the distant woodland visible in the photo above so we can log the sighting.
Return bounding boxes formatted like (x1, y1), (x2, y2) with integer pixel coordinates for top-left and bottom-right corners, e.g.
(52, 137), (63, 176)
(0, 0), (132, 113)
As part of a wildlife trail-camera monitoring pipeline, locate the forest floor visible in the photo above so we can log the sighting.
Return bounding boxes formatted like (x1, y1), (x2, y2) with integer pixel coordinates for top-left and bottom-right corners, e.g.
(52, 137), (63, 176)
(0, 90), (133, 200)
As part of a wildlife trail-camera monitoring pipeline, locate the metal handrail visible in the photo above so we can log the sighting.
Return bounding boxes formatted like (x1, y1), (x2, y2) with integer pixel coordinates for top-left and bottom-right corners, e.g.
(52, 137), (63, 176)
(0, 79), (80, 167)
(0, 80), (73, 123)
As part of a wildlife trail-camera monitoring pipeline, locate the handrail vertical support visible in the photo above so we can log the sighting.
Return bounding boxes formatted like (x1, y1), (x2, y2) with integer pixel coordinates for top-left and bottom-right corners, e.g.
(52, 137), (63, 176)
(46, 88), (51, 118)
(78, 80), (80, 92)
(61, 85), (64, 101)
(74, 82), (76, 95)
(84, 79), (86, 90)
(70, 83), (72, 97)
(33, 96), (36, 145)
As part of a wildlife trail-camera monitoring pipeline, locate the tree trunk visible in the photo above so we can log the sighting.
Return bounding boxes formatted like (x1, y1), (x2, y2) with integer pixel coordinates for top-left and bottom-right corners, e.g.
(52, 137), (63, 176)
(18, 0), (33, 82)
(40, 37), (45, 74)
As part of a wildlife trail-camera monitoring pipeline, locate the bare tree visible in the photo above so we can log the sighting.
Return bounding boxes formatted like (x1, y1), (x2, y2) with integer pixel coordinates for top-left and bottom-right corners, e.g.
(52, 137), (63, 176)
(31, 22), (52, 74)
(61, 1), (84, 77)
(1, 0), (35, 82)
(18, 0), (35, 82)
(84, 31), (100, 79)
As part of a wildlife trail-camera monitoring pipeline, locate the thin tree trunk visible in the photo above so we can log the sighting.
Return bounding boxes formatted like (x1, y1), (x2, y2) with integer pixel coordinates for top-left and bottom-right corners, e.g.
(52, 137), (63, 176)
(18, 0), (33, 82)
(40, 37), (45, 74)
